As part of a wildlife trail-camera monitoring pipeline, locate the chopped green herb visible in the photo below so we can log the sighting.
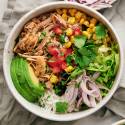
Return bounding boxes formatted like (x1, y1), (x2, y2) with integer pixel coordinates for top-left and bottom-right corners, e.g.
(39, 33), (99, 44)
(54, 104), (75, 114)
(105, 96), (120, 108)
(74, 35), (87, 48)
(66, 55), (73, 65)
(38, 31), (46, 42)
(60, 34), (65, 43)
(54, 81), (67, 96)
(74, 45), (96, 68)
(56, 101), (68, 113)
(70, 68), (83, 78)
(95, 24), (106, 39)
(42, 32), (46, 36)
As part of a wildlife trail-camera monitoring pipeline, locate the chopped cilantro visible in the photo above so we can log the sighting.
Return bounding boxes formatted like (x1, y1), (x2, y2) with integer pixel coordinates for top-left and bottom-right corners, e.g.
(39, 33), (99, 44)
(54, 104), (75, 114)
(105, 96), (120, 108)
(56, 101), (68, 113)
(74, 35), (87, 48)
(53, 81), (67, 96)
(66, 55), (73, 65)
(74, 45), (96, 68)
(95, 24), (106, 39)
(38, 31), (46, 42)
(42, 32), (46, 36)
(60, 34), (65, 43)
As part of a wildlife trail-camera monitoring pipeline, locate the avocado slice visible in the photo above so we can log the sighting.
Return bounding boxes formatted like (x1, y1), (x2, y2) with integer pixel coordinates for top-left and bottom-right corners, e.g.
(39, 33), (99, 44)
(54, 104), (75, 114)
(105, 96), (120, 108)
(23, 58), (44, 96)
(10, 57), (35, 102)
(19, 58), (39, 100)
(28, 64), (39, 86)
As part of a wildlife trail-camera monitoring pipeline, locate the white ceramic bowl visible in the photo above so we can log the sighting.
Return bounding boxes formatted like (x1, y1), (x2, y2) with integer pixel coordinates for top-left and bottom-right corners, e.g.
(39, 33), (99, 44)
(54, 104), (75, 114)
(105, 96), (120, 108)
(112, 119), (125, 125)
(3, 1), (124, 121)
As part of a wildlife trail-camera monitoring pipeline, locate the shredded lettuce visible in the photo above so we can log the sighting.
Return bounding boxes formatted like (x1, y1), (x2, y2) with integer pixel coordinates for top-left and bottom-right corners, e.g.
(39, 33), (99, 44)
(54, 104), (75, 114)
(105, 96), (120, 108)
(70, 68), (84, 78)
(87, 44), (119, 88)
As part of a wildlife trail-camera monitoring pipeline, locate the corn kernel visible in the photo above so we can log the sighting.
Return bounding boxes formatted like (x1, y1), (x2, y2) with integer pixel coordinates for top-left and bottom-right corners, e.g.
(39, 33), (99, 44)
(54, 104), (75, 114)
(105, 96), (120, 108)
(56, 9), (62, 15)
(80, 18), (85, 25)
(62, 9), (67, 14)
(64, 41), (72, 48)
(50, 74), (58, 84)
(84, 20), (89, 27)
(66, 28), (73, 36)
(90, 18), (97, 25)
(65, 66), (74, 73)
(62, 13), (68, 21)
(69, 8), (77, 16)
(87, 28), (93, 33)
(89, 23), (95, 28)
(92, 27), (96, 32)
(70, 36), (75, 43)
(82, 13), (87, 20)
(68, 17), (76, 25)
(83, 31), (91, 39)
(93, 34), (97, 40)
(75, 11), (82, 20)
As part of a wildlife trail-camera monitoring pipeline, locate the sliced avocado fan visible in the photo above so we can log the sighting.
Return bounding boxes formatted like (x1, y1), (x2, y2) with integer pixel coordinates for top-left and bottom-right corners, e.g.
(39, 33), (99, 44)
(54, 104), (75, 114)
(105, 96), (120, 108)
(10, 56), (44, 102)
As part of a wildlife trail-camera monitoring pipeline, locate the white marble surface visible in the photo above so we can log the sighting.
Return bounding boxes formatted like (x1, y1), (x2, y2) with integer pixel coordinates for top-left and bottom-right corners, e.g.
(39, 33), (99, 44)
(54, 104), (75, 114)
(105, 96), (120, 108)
(0, 0), (125, 125)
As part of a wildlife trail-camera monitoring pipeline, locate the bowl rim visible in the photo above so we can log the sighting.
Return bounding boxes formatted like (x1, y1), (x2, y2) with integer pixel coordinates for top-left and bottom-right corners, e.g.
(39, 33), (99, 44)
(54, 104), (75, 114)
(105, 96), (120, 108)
(112, 119), (125, 125)
(3, 1), (124, 121)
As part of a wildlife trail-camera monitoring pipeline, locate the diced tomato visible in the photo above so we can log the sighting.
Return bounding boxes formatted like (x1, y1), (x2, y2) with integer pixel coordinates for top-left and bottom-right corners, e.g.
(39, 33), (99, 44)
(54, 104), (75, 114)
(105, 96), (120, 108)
(48, 56), (56, 67)
(73, 28), (82, 36)
(61, 61), (67, 70)
(48, 55), (67, 73)
(58, 55), (65, 62)
(60, 48), (73, 57)
(48, 56), (64, 67)
(65, 48), (73, 57)
(53, 26), (62, 35)
(48, 46), (60, 56)
(48, 61), (56, 67)
(47, 47), (73, 73)
(52, 67), (61, 74)
(60, 48), (67, 54)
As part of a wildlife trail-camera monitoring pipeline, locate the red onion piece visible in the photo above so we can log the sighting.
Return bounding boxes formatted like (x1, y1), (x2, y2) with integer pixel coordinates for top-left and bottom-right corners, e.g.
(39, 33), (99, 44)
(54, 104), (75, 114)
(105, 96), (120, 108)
(76, 97), (83, 108)
(80, 80), (96, 96)
(89, 96), (96, 107)
(82, 91), (91, 107)
(89, 83), (102, 101)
